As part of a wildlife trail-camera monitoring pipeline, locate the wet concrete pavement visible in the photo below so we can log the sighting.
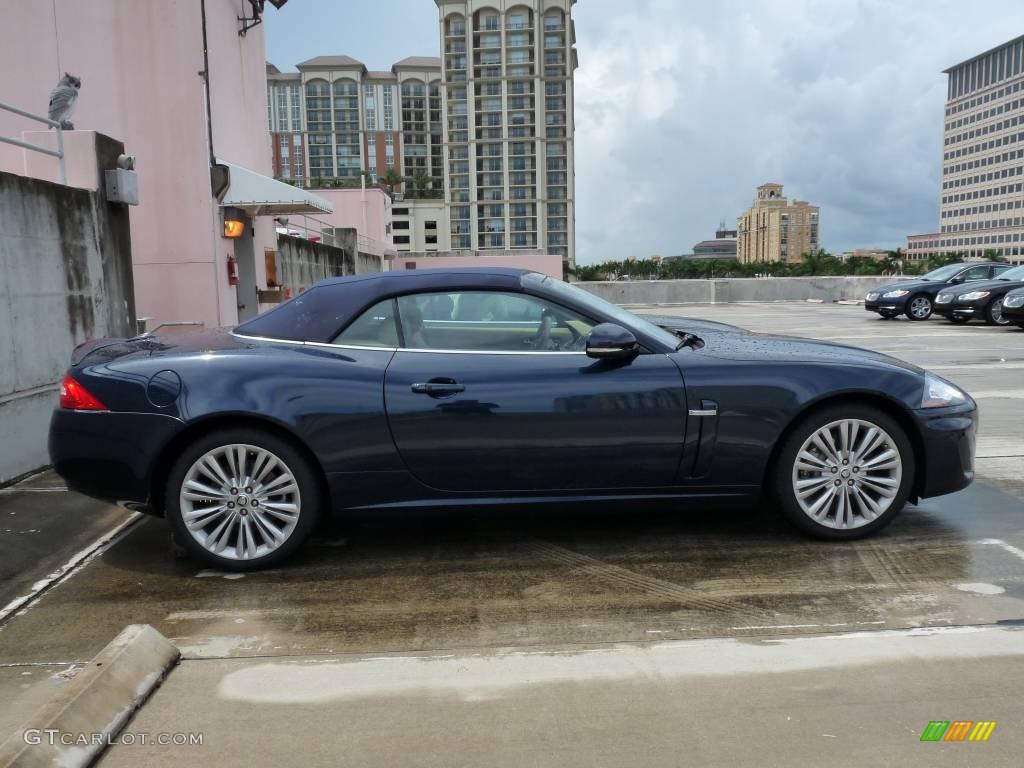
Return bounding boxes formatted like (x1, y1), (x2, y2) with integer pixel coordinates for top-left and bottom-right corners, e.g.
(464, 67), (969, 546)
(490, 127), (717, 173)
(1, 303), (1022, 766)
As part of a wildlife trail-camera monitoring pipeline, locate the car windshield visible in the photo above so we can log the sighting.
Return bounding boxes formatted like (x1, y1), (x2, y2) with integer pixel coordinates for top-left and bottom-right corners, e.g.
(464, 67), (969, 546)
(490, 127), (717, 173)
(997, 266), (1024, 280)
(920, 264), (967, 281)
(522, 272), (683, 349)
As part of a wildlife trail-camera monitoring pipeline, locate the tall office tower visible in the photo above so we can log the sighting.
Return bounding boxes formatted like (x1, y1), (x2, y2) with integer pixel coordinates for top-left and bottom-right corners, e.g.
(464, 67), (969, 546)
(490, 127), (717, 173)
(934, 36), (1024, 264)
(266, 63), (305, 185)
(436, 0), (578, 277)
(736, 183), (820, 264)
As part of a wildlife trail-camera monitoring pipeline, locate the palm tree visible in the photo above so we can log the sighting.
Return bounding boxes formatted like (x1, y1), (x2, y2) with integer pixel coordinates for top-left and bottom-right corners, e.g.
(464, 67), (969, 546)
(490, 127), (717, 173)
(378, 167), (404, 198)
(406, 169), (433, 199)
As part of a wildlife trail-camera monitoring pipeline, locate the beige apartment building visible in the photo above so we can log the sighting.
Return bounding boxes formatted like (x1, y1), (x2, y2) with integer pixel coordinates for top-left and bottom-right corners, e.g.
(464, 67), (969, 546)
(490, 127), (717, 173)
(266, 1), (578, 274)
(908, 36), (1024, 264)
(736, 183), (820, 264)
(436, 0), (578, 276)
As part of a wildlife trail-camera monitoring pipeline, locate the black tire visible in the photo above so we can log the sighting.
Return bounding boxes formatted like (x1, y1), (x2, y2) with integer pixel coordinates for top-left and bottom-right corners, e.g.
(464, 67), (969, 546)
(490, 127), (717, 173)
(985, 297), (1010, 326)
(905, 294), (932, 321)
(948, 316), (970, 325)
(165, 427), (322, 570)
(771, 404), (915, 541)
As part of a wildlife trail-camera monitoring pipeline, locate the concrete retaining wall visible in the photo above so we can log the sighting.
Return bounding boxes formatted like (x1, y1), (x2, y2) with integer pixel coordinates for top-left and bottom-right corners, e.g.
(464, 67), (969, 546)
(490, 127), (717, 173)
(275, 232), (383, 296)
(578, 276), (895, 306)
(0, 165), (135, 484)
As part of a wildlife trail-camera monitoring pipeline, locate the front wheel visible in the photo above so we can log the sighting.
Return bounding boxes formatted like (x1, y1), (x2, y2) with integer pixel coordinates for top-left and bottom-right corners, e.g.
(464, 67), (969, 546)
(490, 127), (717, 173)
(906, 294), (932, 321)
(985, 297), (1010, 326)
(165, 428), (322, 570)
(772, 405), (914, 540)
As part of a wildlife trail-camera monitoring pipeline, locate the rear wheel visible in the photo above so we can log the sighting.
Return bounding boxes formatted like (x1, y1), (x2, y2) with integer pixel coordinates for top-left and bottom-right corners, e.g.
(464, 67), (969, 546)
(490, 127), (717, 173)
(772, 405), (914, 540)
(906, 294), (932, 321)
(985, 297), (1010, 326)
(165, 428), (321, 570)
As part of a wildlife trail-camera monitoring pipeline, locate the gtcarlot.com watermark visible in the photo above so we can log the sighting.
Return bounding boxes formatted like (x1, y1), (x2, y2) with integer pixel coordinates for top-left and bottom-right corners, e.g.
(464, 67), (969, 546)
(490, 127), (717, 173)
(24, 729), (203, 747)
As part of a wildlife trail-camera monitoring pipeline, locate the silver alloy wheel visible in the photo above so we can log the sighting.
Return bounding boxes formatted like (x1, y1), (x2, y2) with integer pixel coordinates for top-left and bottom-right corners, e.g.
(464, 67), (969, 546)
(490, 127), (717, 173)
(791, 419), (903, 530)
(179, 443), (301, 560)
(991, 298), (1007, 325)
(909, 296), (932, 319)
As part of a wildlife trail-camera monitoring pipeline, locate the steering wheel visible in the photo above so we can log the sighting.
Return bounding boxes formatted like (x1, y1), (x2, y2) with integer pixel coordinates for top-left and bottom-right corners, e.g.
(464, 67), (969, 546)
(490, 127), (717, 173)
(527, 311), (587, 351)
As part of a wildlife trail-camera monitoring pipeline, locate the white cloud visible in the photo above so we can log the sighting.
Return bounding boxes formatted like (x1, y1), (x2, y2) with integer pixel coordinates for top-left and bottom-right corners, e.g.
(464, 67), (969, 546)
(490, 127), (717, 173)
(572, 0), (1024, 263)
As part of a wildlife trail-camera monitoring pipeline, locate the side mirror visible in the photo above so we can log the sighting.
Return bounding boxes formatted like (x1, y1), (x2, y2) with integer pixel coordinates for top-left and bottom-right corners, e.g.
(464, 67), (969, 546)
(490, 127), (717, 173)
(586, 323), (639, 362)
(950, 275), (965, 284)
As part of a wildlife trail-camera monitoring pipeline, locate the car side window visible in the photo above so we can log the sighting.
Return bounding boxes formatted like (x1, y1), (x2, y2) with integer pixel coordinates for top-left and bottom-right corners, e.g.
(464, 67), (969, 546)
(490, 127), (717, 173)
(396, 291), (595, 352)
(331, 299), (399, 348)
(959, 266), (990, 282)
(992, 265), (1013, 277)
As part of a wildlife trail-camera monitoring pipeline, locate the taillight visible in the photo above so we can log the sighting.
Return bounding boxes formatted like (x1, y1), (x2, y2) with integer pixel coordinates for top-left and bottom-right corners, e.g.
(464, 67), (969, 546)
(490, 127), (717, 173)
(59, 374), (107, 411)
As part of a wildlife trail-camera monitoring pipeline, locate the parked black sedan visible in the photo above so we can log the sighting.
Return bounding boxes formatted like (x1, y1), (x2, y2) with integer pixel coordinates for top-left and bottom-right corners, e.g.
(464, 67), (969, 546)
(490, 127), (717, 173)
(50, 269), (978, 570)
(864, 262), (1010, 320)
(933, 264), (1024, 325)
(1002, 287), (1024, 328)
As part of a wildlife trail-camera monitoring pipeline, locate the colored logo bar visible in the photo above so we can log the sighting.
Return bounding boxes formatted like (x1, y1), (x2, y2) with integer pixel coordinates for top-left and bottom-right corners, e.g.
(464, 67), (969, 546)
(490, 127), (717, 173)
(920, 721), (996, 742)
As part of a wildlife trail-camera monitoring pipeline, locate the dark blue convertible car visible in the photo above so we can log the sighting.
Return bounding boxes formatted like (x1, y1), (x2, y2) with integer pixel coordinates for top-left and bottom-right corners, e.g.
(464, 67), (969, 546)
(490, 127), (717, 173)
(50, 269), (978, 569)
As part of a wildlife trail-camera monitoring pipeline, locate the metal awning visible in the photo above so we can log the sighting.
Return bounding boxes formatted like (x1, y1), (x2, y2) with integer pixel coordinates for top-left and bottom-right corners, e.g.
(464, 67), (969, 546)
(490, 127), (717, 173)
(215, 158), (332, 215)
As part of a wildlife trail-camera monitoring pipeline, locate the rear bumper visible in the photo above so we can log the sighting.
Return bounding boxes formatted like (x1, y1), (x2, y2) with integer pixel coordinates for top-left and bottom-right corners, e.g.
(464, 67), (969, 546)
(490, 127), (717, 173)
(48, 409), (184, 507)
(913, 402), (977, 499)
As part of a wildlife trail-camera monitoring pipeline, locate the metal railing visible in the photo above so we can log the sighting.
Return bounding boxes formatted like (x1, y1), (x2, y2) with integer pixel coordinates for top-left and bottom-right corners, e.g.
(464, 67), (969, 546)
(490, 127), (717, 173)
(0, 100), (66, 184)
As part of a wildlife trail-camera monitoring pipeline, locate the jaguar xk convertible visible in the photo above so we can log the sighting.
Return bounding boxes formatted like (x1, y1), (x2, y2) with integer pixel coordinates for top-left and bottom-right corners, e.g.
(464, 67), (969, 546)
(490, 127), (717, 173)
(50, 269), (978, 570)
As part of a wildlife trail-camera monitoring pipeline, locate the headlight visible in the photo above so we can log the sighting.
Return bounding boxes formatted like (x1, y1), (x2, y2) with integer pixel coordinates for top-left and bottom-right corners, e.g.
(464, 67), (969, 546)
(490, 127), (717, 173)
(921, 373), (968, 409)
(866, 292), (879, 301)
(958, 290), (991, 301)
(882, 289), (910, 298)
(936, 292), (953, 304)
(1004, 294), (1024, 308)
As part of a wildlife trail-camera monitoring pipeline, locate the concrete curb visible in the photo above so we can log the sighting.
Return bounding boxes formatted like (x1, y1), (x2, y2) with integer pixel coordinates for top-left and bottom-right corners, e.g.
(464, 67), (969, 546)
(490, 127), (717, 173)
(0, 624), (179, 768)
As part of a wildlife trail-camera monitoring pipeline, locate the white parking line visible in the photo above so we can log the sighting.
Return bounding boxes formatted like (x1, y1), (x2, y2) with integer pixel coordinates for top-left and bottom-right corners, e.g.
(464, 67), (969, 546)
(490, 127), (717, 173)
(976, 539), (1024, 563)
(0, 513), (142, 625)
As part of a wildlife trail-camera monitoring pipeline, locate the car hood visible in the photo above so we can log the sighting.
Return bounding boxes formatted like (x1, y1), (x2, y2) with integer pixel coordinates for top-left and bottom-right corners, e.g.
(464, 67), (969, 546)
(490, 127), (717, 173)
(641, 313), (747, 336)
(943, 278), (1024, 296)
(691, 327), (924, 372)
(868, 280), (935, 294)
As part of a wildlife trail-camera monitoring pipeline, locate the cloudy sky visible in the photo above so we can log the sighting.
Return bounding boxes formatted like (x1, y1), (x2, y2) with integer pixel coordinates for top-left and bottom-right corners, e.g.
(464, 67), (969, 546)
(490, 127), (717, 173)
(265, 1), (1024, 264)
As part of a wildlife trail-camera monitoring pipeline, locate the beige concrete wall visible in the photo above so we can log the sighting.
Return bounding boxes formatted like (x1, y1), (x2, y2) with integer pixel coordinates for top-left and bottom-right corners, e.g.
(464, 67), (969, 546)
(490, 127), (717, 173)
(578, 277), (894, 306)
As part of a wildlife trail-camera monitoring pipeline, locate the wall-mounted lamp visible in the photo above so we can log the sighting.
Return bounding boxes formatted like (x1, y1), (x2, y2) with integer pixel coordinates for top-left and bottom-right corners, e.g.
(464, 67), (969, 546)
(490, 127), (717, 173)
(223, 206), (246, 238)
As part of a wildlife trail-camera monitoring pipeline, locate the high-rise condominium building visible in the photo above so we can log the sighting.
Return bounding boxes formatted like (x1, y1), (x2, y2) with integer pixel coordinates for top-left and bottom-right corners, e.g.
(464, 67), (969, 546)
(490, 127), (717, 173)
(930, 35), (1024, 264)
(736, 183), (819, 264)
(436, 0), (578, 276)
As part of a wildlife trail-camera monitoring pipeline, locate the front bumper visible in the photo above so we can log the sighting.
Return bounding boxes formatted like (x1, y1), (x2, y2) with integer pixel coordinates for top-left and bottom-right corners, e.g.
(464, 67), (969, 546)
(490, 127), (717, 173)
(864, 294), (909, 313)
(912, 402), (977, 499)
(936, 298), (986, 320)
(1001, 303), (1024, 324)
(49, 408), (184, 507)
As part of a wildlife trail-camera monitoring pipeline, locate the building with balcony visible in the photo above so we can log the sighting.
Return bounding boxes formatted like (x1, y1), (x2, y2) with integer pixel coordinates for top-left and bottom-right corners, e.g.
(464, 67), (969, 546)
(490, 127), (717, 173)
(910, 35), (1024, 264)
(437, 0), (578, 278)
(736, 183), (820, 264)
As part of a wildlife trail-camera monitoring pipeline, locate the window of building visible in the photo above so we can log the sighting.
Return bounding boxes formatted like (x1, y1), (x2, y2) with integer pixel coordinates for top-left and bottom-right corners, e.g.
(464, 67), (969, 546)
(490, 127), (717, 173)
(393, 221), (410, 230)
(394, 235), (410, 245)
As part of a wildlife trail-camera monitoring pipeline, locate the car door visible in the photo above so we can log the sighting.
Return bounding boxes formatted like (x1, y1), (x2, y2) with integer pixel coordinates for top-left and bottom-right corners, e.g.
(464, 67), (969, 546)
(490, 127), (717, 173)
(383, 289), (688, 493)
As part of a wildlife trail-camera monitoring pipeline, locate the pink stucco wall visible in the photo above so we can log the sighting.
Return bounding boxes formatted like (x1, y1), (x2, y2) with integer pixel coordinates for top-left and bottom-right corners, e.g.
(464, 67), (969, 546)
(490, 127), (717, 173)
(0, 0), (274, 328)
(393, 254), (564, 278)
(303, 187), (394, 256)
